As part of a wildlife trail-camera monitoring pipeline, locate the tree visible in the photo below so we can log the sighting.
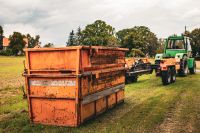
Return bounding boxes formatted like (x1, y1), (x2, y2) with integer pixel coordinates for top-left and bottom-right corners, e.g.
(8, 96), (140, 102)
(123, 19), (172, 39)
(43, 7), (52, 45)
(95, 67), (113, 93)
(129, 48), (145, 57)
(26, 34), (40, 48)
(0, 25), (3, 50)
(76, 27), (82, 45)
(156, 38), (165, 54)
(43, 43), (54, 48)
(116, 26), (158, 57)
(189, 28), (200, 57)
(8, 32), (26, 55)
(81, 20), (117, 46)
(67, 30), (76, 46)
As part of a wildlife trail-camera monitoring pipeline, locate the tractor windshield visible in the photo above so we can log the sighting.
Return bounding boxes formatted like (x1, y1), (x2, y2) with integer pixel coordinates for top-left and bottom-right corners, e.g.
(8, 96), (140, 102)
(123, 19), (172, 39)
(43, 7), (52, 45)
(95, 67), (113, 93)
(167, 39), (185, 49)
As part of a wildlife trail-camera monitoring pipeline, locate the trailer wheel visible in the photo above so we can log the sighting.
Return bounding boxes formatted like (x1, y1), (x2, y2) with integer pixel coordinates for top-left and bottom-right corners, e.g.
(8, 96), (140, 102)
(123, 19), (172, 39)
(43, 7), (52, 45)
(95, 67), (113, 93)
(189, 61), (196, 74)
(171, 67), (176, 83)
(125, 77), (132, 84)
(132, 76), (138, 82)
(162, 68), (171, 85)
(125, 76), (138, 84)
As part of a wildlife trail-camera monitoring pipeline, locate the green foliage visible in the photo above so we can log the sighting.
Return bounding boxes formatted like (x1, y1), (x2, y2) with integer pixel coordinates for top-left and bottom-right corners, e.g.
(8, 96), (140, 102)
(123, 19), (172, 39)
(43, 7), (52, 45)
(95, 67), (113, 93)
(0, 48), (13, 56)
(0, 31), (39, 56)
(116, 26), (158, 57)
(76, 27), (82, 45)
(67, 20), (118, 47)
(81, 20), (117, 46)
(67, 30), (76, 46)
(189, 28), (200, 57)
(8, 32), (26, 55)
(129, 48), (145, 57)
(26, 34), (40, 48)
(0, 25), (3, 50)
(156, 38), (165, 53)
(43, 43), (54, 48)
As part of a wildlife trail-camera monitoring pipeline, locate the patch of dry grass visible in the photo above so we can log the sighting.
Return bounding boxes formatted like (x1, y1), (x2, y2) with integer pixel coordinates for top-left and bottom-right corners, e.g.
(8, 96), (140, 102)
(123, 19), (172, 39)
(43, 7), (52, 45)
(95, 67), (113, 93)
(0, 56), (25, 89)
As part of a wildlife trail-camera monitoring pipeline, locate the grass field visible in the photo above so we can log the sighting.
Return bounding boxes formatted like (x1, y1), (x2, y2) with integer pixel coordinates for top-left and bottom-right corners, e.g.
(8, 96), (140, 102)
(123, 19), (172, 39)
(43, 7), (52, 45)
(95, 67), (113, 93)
(0, 56), (200, 133)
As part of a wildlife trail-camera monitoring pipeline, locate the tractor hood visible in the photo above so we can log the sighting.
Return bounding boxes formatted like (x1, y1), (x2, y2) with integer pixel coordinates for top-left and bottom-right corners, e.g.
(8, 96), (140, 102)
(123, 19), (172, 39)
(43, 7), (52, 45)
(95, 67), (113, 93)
(165, 49), (186, 57)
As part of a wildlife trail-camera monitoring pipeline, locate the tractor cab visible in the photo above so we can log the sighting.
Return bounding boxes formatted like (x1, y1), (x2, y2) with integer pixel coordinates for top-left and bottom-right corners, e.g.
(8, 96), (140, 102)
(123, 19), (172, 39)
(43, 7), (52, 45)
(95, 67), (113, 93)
(164, 35), (192, 57)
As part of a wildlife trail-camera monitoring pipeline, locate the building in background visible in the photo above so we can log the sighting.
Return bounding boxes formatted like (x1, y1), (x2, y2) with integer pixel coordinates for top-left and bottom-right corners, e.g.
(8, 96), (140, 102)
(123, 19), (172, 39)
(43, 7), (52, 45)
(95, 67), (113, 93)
(2, 37), (10, 50)
(1, 36), (28, 51)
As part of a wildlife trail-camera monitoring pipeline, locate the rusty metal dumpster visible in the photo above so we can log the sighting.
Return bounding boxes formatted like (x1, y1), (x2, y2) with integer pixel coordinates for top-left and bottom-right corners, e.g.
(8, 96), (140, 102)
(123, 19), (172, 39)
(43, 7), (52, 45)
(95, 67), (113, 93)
(23, 46), (128, 127)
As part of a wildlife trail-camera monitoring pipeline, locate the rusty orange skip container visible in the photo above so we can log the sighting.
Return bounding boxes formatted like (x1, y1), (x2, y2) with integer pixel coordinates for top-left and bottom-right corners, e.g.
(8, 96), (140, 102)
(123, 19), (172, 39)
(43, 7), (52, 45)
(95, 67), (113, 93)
(23, 46), (128, 127)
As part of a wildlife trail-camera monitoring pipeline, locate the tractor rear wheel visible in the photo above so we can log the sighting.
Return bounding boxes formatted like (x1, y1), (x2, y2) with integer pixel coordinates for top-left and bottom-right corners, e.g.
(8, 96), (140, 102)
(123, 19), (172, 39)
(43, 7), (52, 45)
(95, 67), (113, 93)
(162, 68), (171, 85)
(189, 61), (196, 74)
(178, 58), (188, 76)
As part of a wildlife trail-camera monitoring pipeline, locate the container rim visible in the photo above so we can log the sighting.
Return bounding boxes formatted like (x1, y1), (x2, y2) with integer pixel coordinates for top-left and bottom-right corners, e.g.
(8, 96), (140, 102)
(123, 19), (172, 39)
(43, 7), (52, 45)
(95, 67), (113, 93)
(24, 46), (129, 52)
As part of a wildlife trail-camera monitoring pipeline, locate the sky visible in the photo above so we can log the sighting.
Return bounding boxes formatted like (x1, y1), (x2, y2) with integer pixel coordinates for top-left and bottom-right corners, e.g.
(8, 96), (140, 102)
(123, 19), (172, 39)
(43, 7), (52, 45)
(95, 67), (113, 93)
(0, 0), (200, 46)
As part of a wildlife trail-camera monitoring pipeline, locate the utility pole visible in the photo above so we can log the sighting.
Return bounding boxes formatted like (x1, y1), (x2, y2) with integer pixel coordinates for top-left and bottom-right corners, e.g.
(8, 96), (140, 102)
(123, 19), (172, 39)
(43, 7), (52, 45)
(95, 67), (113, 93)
(185, 26), (187, 34)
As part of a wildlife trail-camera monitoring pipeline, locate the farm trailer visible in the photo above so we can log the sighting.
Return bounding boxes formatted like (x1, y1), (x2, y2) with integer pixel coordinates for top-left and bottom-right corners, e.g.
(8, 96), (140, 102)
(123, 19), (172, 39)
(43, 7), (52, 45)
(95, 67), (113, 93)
(125, 58), (152, 84)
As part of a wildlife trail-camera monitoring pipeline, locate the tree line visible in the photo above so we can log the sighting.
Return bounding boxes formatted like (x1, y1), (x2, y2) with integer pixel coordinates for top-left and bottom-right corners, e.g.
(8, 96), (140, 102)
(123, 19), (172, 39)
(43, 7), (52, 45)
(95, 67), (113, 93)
(1, 20), (200, 57)
(0, 25), (54, 56)
(67, 20), (200, 57)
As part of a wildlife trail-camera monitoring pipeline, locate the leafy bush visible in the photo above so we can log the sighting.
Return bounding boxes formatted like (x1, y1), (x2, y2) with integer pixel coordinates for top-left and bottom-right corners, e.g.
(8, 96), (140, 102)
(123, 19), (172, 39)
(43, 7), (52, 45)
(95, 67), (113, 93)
(128, 48), (145, 57)
(0, 49), (13, 56)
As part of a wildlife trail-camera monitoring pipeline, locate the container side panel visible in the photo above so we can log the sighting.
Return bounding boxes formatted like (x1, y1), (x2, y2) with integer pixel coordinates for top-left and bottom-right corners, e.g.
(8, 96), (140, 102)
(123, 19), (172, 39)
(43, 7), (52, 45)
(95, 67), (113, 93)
(81, 50), (90, 68)
(117, 90), (124, 103)
(108, 93), (117, 108)
(90, 50), (125, 66)
(81, 102), (95, 122)
(31, 98), (77, 126)
(90, 71), (125, 94)
(29, 77), (77, 98)
(29, 50), (77, 71)
(81, 76), (90, 97)
(96, 97), (106, 114)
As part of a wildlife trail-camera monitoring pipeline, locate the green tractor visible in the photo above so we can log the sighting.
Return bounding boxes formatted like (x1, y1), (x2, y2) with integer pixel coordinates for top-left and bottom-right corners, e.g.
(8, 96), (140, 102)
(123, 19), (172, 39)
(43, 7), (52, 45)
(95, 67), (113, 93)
(154, 35), (196, 84)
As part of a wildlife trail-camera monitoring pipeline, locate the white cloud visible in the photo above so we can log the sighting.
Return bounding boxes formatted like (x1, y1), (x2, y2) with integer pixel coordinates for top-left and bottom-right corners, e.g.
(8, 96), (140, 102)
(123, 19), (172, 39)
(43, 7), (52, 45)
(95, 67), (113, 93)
(3, 24), (39, 36)
(0, 0), (200, 46)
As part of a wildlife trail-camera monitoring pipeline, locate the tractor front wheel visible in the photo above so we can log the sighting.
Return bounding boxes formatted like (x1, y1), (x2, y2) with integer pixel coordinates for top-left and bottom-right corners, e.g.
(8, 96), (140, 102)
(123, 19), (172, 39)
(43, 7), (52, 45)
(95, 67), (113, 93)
(161, 68), (171, 85)
(171, 67), (176, 83)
